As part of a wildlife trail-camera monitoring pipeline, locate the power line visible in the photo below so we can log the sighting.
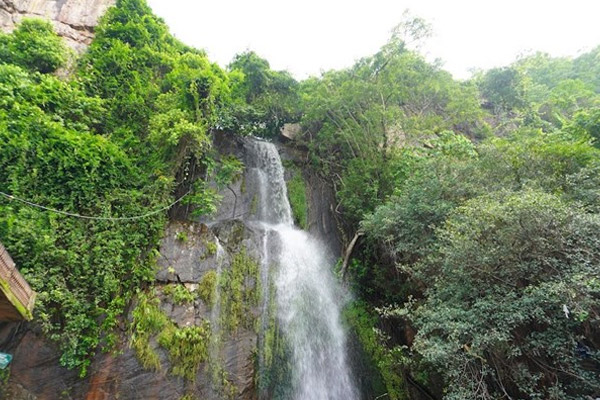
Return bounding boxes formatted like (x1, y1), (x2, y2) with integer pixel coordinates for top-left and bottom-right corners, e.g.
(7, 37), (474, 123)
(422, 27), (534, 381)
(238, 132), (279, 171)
(0, 190), (190, 221)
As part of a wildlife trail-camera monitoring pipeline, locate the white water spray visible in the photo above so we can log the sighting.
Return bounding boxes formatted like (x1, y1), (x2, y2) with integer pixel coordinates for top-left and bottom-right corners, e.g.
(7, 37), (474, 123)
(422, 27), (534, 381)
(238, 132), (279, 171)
(246, 139), (357, 400)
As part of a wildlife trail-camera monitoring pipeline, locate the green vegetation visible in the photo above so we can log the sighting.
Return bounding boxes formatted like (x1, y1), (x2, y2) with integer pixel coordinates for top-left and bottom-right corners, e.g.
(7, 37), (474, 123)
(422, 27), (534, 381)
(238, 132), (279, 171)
(257, 278), (292, 399)
(285, 166), (308, 229)
(260, 282), (278, 372)
(0, 19), (68, 73)
(130, 290), (170, 371)
(227, 51), (300, 137)
(176, 231), (189, 243)
(158, 322), (211, 381)
(0, 367), (10, 398)
(397, 191), (599, 399)
(130, 284), (234, 395)
(208, 361), (237, 400)
(299, 24), (486, 226)
(198, 270), (217, 307)
(203, 240), (218, 257)
(163, 283), (196, 305)
(214, 155), (244, 187)
(130, 290), (211, 381)
(343, 301), (405, 400)
(249, 194), (259, 217)
(0, 0), (243, 375)
(219, 249), (260, 334)
(293, 13), (600, 400)
(350, 125), (600, 398)
(1, 0), (599, 397)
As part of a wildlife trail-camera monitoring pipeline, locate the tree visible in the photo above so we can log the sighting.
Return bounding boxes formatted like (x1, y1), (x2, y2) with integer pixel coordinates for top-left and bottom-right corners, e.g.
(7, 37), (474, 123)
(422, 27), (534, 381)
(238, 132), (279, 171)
(227, 51), (300, 137)
(569, 108), (600, 147)
(478, 67), (525, 113)
(228, 51), (272, 102)
(402, 191), (600, 399)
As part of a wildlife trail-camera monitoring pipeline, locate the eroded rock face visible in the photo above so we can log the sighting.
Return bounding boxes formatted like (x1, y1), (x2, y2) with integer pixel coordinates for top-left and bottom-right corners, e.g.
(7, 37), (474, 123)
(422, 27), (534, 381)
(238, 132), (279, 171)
(0, 0), (116, 50)
(153, 219), (262, 399)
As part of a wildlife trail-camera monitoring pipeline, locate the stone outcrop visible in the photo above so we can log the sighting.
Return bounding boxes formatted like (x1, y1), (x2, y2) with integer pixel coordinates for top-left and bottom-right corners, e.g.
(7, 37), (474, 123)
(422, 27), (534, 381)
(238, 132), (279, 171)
(0, 135), (270, 400)
(279, 123), (302, 142)
(0, 0), (116, 50)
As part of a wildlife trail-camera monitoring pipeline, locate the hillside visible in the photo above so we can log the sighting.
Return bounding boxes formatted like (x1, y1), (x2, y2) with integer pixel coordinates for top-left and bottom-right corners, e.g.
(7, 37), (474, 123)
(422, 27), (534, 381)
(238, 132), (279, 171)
(0, 0), (598, 399)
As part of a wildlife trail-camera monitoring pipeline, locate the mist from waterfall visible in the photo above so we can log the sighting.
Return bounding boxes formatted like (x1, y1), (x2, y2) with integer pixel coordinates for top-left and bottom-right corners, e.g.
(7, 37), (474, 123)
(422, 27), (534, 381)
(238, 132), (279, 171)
(245, 139), (357, 400)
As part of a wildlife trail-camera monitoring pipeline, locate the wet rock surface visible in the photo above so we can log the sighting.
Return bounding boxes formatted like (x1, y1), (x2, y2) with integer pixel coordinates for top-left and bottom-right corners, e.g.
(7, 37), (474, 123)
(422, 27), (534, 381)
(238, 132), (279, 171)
(155, 221), (219, 283)
(277, 139), (343, 258)
(303, 170), (343, 257)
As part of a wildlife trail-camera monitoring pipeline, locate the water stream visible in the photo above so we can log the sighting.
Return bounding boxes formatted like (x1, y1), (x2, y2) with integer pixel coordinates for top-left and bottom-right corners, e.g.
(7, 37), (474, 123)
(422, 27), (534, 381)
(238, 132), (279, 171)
(246, 139), (357, 400)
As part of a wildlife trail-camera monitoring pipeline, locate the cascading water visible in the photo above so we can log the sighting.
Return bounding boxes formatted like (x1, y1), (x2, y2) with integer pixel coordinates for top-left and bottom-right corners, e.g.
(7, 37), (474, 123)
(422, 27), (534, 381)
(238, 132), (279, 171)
(246, 139), (357, 400)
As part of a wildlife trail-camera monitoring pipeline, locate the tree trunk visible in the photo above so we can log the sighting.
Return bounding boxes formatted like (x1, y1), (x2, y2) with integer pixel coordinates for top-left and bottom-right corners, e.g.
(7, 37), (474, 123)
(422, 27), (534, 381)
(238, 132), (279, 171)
(341, 231), (364, 279)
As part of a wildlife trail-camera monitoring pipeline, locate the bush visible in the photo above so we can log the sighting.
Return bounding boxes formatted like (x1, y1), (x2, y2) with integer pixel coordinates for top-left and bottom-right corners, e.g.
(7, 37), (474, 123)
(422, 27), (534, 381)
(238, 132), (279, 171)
(4, 19), (67, 73)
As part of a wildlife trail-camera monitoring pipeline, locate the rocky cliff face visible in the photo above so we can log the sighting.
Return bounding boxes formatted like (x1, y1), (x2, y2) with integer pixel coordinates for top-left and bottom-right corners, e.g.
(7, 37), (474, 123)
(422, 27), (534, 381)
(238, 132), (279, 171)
(0, 219), (262, 400)
(0, 134), (346, 400)
(0, 0), (115, 50)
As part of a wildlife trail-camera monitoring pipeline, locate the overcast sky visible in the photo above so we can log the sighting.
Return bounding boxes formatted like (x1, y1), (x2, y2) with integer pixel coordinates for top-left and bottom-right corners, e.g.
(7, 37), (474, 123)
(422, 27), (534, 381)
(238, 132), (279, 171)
(146, 0), (600, 80)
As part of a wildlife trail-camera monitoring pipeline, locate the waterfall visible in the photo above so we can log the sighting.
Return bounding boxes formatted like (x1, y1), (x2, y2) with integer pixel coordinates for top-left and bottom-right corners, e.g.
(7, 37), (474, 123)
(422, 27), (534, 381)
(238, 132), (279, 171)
(246, 139), (357, 400)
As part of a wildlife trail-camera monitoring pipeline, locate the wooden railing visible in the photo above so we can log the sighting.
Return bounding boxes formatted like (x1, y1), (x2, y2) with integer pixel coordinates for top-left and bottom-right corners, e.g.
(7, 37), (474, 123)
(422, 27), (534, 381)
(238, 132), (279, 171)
(0, 242), (35, 319)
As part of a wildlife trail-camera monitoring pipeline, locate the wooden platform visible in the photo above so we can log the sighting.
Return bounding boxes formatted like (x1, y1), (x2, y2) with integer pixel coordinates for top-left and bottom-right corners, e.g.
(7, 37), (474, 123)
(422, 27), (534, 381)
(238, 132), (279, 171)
(0, 243), (35, 321)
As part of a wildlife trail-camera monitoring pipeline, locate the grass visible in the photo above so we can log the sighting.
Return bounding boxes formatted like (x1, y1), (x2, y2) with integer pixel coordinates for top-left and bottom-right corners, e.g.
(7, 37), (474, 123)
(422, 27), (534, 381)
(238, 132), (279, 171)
(343, 300), (406, 400)
(205, 240), (218, 256)
(130, 290), (170, 370)
(176, 231), (189, 243)
(158, 322), (211, 381)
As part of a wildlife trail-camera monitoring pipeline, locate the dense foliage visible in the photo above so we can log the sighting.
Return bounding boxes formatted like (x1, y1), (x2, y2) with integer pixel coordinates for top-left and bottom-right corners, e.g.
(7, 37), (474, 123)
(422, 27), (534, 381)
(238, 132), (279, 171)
(226, 51), (300, 137)
(1, 1), (599, 398)
(296, 26), (600, 399)
(361, 129), (600, 397)
(0, 0), (242, 375)
(298, 21), (487, 226)
(0, 19), (68, 73)
(404, 191), (599, 399)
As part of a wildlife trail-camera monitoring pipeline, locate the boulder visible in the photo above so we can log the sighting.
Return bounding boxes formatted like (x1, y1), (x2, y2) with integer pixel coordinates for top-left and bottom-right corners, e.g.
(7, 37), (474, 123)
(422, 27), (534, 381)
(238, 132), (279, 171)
(280, 123), (302, 141)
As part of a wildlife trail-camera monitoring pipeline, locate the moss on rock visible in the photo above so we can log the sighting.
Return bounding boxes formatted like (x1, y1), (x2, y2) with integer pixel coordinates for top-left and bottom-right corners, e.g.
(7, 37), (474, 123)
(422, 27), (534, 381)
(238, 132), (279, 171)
(219, 249), (260, 334)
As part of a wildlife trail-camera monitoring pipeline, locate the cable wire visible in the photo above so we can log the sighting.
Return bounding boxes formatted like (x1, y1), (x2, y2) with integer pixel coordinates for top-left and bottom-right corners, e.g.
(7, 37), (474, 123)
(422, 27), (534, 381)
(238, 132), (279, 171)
(0, 190), (190, 221)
